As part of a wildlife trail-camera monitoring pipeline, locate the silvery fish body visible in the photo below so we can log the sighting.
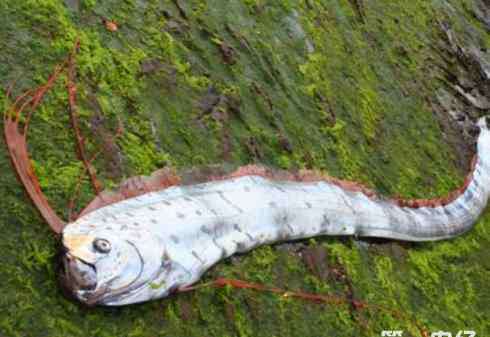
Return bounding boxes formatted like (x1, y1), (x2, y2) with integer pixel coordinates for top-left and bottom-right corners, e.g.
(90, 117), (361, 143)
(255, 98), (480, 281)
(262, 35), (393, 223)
(60, 118), (490, 306)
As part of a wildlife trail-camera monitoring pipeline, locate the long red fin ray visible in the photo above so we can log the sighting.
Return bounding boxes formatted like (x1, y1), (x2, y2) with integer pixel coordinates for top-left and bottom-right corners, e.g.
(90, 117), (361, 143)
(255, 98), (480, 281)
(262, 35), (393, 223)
(3, 67), (68, 234)
(180, 277), (428, 337)
(66, 43), (102, 195)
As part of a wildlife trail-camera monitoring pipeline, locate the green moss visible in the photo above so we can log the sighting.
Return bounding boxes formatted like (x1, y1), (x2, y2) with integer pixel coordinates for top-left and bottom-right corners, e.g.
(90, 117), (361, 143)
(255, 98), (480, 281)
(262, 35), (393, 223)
(0, 0), (489, 336)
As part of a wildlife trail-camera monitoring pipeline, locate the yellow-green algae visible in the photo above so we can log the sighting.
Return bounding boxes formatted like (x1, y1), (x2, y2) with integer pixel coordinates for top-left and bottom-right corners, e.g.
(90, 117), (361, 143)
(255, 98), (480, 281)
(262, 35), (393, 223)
(0, 0), (489, 336)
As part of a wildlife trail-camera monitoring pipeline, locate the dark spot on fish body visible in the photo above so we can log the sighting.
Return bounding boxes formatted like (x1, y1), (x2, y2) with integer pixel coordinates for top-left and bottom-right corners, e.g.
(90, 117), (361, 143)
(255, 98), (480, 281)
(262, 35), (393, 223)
(148, 206), (157, 211)
(233, 223), (242, 232)
(195, 210), (202, 216)
(305, 201), (312, 208)
(269, 201), (277, 208)
(244, 186), (251, 192)
(192, 251), (205, 264)
(218, 221), (231, 237)
(340, 193), (357, 214)
(400, 207), (412, 215)
(464, 190), (474, 203)
(177, 212), (185, 219)
(274, 184), (286, 193)
(121, 225), (129, 230)
(277, 229), (291, 241)
(473, 179), (479, 188)
(125, 212), (134, 217)
(320, 214), (330, 230)
(220, 247), (227, 259)
(245, 232), (254, 241)
(274, 210), (291, 224)
(443, 207), (453, 218)
(218, 191), (244, 213)
(162, 200), (172, 206)
(234, 241), (248, 252)
(162, 252), (173, 269)
(454, 201), (466, 212)
(151, 219), (158, 224)
(354, 227), (367, 238)
(273, 209), (297, 237)
(200, 225), (212, 235)
(200, 220), (230, 239)
(212, 238), (228, 259)
(170, 235), (180, 244)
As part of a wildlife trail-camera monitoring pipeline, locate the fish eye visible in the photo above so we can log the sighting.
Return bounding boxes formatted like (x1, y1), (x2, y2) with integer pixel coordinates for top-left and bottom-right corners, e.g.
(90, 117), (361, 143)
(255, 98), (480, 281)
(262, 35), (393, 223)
(93, 238), (111, 253)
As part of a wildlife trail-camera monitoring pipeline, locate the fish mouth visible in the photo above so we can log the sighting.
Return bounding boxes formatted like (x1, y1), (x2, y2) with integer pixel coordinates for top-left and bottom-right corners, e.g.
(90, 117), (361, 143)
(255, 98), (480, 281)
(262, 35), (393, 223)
(58, 249), (98, 303)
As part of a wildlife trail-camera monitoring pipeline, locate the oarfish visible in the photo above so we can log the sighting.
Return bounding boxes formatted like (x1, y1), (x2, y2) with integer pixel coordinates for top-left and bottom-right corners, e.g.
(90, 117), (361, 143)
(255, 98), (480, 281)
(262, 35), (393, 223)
(57, 118), (490, 306)
(4, 47), (490, 306)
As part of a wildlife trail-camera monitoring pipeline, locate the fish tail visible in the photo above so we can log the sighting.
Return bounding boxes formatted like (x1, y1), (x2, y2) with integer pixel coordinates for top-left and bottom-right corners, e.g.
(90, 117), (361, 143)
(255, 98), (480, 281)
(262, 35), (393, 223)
(363, 117), (490, 241)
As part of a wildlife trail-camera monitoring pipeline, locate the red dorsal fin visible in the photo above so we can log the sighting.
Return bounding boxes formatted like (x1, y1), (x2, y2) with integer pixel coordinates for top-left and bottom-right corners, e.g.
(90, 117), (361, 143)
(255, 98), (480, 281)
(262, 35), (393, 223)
(78, 168), (181, 217)
(77, 164), (243, 217)
(222, 164), (378, 197)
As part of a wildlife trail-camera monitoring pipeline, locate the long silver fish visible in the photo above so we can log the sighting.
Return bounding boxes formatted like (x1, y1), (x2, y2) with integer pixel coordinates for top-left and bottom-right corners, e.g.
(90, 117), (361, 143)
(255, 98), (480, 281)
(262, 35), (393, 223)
(58, 118), (490, 306)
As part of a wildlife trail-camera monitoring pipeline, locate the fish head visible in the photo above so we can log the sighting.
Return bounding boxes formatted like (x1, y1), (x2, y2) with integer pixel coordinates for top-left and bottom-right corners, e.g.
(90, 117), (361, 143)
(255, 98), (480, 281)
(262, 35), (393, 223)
(59, 224), (190, 306)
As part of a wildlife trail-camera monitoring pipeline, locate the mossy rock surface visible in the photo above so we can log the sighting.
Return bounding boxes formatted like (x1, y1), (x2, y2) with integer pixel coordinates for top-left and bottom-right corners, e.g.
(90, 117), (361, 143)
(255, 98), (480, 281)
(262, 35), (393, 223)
(0, 1), (489, 336)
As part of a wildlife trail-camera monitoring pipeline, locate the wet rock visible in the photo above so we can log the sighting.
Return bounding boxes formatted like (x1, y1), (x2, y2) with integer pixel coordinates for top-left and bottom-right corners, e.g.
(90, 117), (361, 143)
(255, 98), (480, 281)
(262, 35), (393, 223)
(455, 113), (466, 122)
(454, 85), (490, 110)
(469, 124), (481, 137)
